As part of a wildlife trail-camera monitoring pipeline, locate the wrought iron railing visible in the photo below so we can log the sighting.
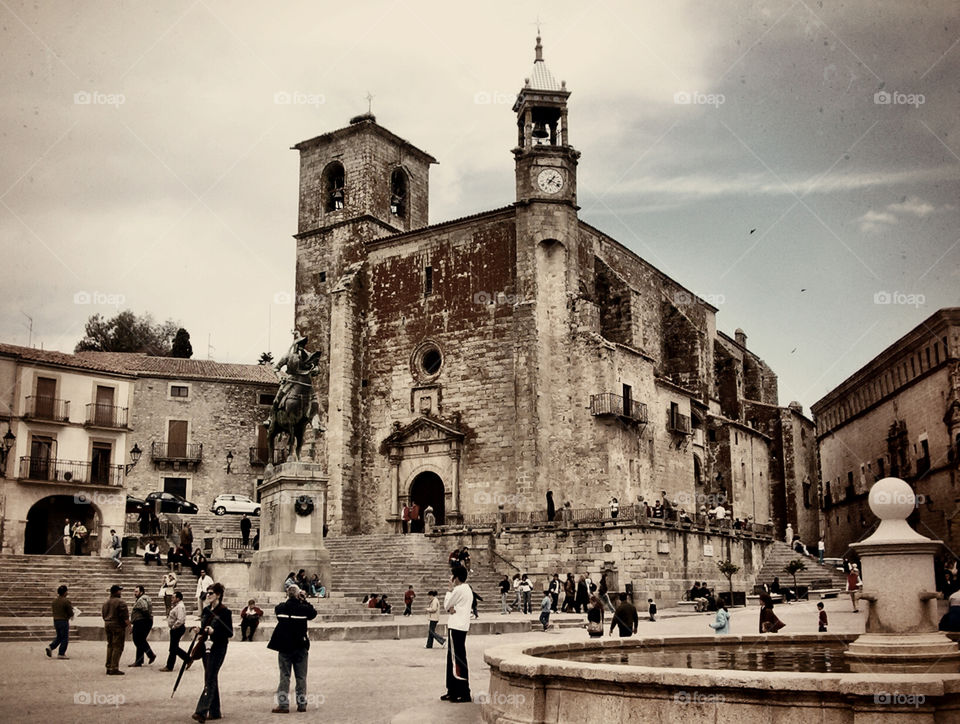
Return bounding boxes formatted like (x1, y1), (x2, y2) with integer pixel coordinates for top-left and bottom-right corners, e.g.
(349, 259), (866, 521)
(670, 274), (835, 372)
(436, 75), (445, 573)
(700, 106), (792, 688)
(19, 456), (123, 487)
(668, 412), (692, 434)
(85, 403), (128, 428)
(24, 396), (70, 423)
(151, 441), (203, 463)
(589, 393), (648, 423)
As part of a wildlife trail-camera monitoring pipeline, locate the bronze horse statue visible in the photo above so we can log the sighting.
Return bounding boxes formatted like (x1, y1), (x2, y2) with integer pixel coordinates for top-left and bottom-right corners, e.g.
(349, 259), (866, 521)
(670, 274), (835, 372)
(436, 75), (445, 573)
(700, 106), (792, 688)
(267, 336), (322, 466)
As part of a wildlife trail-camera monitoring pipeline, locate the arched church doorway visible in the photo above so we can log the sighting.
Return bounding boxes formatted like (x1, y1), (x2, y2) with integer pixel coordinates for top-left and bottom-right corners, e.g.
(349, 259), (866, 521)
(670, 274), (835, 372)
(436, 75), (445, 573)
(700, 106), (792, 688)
(25, 495), (100, 555)
(409, 471), (445, 528)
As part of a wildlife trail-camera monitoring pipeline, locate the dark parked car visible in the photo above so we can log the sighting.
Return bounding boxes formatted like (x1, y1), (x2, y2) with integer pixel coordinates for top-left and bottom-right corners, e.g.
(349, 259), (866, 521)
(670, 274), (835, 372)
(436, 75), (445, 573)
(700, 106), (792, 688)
(125, 495), (145, 514)
(144, 491), (199, 515)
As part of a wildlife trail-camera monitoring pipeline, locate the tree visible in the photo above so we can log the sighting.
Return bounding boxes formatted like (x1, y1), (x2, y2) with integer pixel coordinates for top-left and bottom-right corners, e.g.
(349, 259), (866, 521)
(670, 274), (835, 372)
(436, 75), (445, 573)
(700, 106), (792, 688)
(171, 328), (193, 358)
(784, 558), (807, 600)
(717, 559), (740, 606)
(258, 351), (274, 365)
(74, 310), (181, 356)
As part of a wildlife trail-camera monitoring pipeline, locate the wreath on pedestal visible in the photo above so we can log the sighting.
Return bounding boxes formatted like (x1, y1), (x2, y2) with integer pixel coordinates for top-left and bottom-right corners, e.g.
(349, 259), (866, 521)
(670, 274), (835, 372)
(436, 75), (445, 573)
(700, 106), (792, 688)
(294, 495), (315, 517)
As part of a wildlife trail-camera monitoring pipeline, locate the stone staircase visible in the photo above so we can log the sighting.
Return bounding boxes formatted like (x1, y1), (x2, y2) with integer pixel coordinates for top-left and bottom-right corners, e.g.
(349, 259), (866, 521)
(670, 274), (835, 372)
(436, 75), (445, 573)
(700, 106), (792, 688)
(756, 541), (848, 590)
(0, 553), (185, 619)
(323, 534), (505, 614)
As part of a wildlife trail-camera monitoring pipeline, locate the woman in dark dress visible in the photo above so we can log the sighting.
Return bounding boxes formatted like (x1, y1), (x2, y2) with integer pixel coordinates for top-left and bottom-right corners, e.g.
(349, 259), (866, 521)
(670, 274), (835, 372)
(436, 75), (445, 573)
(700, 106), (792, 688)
(192, 582), (233, 723)
(758, 593), (785, 633)
(575, 575), (589, 614)
(586, 595), (604, 638)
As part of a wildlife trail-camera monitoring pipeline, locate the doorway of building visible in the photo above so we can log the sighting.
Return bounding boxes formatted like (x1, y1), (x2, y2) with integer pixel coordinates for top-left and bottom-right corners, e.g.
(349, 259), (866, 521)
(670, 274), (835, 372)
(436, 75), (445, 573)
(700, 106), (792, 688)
(409, 471), (445, 528)
(24, 495), (100, 555)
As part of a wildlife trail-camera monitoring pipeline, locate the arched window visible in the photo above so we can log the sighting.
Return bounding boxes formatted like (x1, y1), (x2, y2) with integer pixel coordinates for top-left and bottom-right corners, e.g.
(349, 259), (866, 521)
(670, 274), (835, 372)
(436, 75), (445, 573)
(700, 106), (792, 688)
(322, 161), (345, 212)
(390, 168), (407, 218)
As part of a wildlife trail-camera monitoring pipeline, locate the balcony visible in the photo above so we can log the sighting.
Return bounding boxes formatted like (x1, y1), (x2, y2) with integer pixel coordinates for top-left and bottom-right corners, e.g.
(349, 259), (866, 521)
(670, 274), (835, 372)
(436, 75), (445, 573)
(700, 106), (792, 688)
(589, 393), (649, 424)
(19, 456), (123, 487)
(24, 396), (70, 423)
(84, 403), (129, 429)
(668, 412), (692, 434)
(249, 446), (269, 467)
(151, 441), (203, 464)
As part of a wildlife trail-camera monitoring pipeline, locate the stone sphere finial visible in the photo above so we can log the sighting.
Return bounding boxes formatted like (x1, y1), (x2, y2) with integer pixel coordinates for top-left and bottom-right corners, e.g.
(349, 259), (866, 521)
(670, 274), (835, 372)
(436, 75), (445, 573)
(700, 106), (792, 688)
(869, 477), (915, 521)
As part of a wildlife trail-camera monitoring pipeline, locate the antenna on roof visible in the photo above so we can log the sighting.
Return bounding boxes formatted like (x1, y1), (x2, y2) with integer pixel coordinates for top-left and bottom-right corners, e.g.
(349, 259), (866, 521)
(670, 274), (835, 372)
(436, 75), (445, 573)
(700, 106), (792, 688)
(21, 312), (33, 347)
(207, 334), (215, 361)
(366, 91), (373, 115)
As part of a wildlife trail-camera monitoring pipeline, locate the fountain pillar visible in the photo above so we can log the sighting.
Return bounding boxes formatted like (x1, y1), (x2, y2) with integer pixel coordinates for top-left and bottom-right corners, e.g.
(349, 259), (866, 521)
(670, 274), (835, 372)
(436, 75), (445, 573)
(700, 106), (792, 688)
(846, 477), (960, 661)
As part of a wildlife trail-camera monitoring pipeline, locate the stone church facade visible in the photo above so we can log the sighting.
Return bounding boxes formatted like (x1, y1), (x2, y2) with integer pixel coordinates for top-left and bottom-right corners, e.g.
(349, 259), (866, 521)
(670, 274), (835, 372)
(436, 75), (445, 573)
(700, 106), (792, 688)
(293, 38), (817, 537)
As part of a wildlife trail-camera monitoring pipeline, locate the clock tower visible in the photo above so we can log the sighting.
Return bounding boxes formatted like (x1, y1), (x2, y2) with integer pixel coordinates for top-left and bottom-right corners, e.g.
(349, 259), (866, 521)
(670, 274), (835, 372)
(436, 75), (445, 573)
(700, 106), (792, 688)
(513, 35), (579, 206)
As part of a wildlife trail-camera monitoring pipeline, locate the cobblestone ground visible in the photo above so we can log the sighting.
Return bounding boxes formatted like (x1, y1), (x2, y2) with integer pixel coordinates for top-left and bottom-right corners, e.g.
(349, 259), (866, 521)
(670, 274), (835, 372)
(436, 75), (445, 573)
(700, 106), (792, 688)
(0, 600), (864, 724)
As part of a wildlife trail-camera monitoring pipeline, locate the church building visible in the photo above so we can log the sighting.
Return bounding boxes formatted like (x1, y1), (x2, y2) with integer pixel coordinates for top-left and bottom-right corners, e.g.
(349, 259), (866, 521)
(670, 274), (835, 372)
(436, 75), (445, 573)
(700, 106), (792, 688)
(292, 37), (817, 537)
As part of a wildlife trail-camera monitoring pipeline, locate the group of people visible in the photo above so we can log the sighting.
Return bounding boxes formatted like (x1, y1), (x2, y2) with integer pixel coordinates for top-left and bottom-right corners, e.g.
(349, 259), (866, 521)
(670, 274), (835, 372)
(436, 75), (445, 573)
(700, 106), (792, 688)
(687, 581), (718, 611)
(283, 570), (327, 598)
(400, 502), (437, 533)
(61, 518), (91, 556)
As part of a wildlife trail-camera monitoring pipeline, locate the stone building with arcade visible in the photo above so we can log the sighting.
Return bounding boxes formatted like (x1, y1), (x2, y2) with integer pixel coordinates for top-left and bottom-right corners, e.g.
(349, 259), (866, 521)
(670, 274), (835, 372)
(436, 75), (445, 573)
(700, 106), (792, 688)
(292, 37), (817, 539)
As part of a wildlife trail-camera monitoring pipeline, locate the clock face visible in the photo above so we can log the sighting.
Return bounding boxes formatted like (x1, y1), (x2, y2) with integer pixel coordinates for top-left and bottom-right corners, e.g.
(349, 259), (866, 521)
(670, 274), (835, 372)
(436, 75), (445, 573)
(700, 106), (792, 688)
(537, 168), (564, 194)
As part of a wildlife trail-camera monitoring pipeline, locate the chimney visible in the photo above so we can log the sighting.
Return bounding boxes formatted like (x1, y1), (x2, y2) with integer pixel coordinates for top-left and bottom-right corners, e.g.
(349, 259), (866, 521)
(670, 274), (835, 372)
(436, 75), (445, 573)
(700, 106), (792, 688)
(734, 328), (747, 347)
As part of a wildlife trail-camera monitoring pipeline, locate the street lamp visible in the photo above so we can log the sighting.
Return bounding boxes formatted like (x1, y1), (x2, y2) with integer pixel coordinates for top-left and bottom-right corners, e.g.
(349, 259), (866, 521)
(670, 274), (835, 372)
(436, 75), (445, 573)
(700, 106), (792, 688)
(124, 442), (143, 475)
(0, 425), (15, 476)
(226, 450), (234, 474)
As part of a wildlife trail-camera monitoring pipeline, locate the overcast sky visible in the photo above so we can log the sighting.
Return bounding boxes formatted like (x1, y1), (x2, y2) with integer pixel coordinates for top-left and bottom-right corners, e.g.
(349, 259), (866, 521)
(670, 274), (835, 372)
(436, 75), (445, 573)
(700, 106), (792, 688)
(2, 0), (958, 413)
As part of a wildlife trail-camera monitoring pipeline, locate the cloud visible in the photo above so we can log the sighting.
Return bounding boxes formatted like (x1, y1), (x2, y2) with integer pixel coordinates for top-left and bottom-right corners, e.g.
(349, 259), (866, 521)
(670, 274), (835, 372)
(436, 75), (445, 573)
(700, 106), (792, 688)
(855, 195), (945, 233)
(886, 196), (935, 217)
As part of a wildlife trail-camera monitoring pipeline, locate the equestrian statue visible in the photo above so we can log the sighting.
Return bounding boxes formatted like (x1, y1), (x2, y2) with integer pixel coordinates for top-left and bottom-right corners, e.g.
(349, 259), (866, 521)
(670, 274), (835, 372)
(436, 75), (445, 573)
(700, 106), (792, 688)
(266, 333), (323, 466)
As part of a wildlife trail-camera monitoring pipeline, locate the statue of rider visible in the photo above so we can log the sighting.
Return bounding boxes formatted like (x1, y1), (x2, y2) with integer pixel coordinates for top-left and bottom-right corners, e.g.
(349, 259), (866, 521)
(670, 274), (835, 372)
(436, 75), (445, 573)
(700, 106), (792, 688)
(266, 334), (320, 427)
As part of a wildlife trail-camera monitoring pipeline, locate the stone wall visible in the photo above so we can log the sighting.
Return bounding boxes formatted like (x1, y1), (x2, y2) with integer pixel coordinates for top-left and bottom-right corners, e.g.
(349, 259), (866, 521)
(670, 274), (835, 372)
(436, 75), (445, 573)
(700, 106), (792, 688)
(439, 524), (769, 606)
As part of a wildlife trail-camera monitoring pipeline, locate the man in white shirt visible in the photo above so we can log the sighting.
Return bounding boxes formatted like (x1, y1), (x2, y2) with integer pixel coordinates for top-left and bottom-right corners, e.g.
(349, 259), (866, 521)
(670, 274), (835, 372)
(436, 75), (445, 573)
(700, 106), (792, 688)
(62, 519), (72, 556)
(196, 569), (214, 617)
(440, 566), (472, 704)
(160, 591), (188, 672)
(713, 505), (726, 521)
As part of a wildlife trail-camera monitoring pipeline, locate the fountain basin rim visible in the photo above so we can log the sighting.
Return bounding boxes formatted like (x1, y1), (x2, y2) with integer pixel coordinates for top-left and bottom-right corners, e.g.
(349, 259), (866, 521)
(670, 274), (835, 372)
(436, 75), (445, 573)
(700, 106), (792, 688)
(483, 634), (960, 695)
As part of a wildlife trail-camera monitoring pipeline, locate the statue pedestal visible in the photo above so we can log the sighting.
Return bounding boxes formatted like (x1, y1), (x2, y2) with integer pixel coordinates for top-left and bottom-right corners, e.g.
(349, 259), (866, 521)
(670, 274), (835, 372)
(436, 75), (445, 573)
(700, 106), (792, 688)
(250, 462), (331, 593)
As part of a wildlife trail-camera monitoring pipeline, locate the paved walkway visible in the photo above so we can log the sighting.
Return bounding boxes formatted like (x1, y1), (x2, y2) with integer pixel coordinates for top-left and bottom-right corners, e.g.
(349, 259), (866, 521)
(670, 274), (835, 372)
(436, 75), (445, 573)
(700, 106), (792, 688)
(0, 599), (866, 723)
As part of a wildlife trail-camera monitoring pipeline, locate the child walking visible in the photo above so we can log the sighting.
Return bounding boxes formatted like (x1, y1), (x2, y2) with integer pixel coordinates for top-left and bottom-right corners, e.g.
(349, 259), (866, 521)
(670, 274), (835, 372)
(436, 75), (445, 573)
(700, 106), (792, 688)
(817, 602), (828, 632)
(647, 598), (657, 622)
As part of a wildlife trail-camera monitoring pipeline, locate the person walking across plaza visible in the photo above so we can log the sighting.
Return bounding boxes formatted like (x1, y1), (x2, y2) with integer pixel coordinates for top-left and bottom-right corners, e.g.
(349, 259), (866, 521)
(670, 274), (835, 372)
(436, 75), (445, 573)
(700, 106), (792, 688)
(817, 537), (825, 565)
(72, 520), (87, 556)
(709, 603), (731, 634)
(196, 569), (214, 618)
(403, 585), (416, 616)
(609, 593), (638, 638)
(440, 566), (472, 703)
(499, 575), (512, 614)
(108, 528), (122, 569)
(241, 599), (264, 641)
(160, 569), (178, 614)
(129, 584), (156, 666)
(648, 598), (657, 622)
(539, 589), (552, 631)
(598, 572), (616, 613)
(101, 584), (130, 675)
(240, 513), (252, 547)
(549, 573), (561, 612)
(817, 602), (828, 632)
(160, 591), (189, 672)
(401, 504), (410, 535)
(586, 595), (605, 638)
(269, 584), (317, 713)
(45, 584), (74, 659)
(519, 574), (533, 614)
(846, 564), (862, 613)
(425, 590), (446, 648)
(409, 502), (421, 533)
(193, 582), (233, 722)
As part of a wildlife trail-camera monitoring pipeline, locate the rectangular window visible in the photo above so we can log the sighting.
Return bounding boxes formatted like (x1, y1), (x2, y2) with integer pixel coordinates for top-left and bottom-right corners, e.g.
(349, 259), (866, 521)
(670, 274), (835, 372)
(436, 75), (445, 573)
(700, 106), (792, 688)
(926, 347), (931, 368)
(934, 342), (940, 365)
(35, 376), (57, 418)
(91, 442), (112, 485)
(318, 271), (327, 283)
(424, 265), (433, 296)
(164, 477), (187, 498)
(29, 435), (54, 480)
(258, 393), (273, 406)
(877, 457), (885, 477)
(170, 385), (189, 398)
(622, 384), (632, 416)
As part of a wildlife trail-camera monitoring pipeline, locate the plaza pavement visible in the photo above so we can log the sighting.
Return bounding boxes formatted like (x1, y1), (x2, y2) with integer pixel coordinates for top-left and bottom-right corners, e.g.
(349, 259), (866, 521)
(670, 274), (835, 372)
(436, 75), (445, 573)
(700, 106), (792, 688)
(0, 599), (866, 724)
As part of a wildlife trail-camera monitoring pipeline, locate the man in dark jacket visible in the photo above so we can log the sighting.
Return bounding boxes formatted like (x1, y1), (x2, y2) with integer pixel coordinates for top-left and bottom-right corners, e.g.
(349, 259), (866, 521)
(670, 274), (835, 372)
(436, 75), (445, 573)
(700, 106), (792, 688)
(240, 514), (252, 546)
(609, 593), (639, 637)
(193, 582), (233, 722)
(269, 584), (318, 713)
(101, 584), (130, 675)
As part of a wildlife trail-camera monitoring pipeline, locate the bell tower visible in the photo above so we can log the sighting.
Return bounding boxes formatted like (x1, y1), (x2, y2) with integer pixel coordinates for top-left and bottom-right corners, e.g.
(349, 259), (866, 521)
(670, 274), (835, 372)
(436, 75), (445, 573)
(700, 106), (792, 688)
(513, 35), (579, 206)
